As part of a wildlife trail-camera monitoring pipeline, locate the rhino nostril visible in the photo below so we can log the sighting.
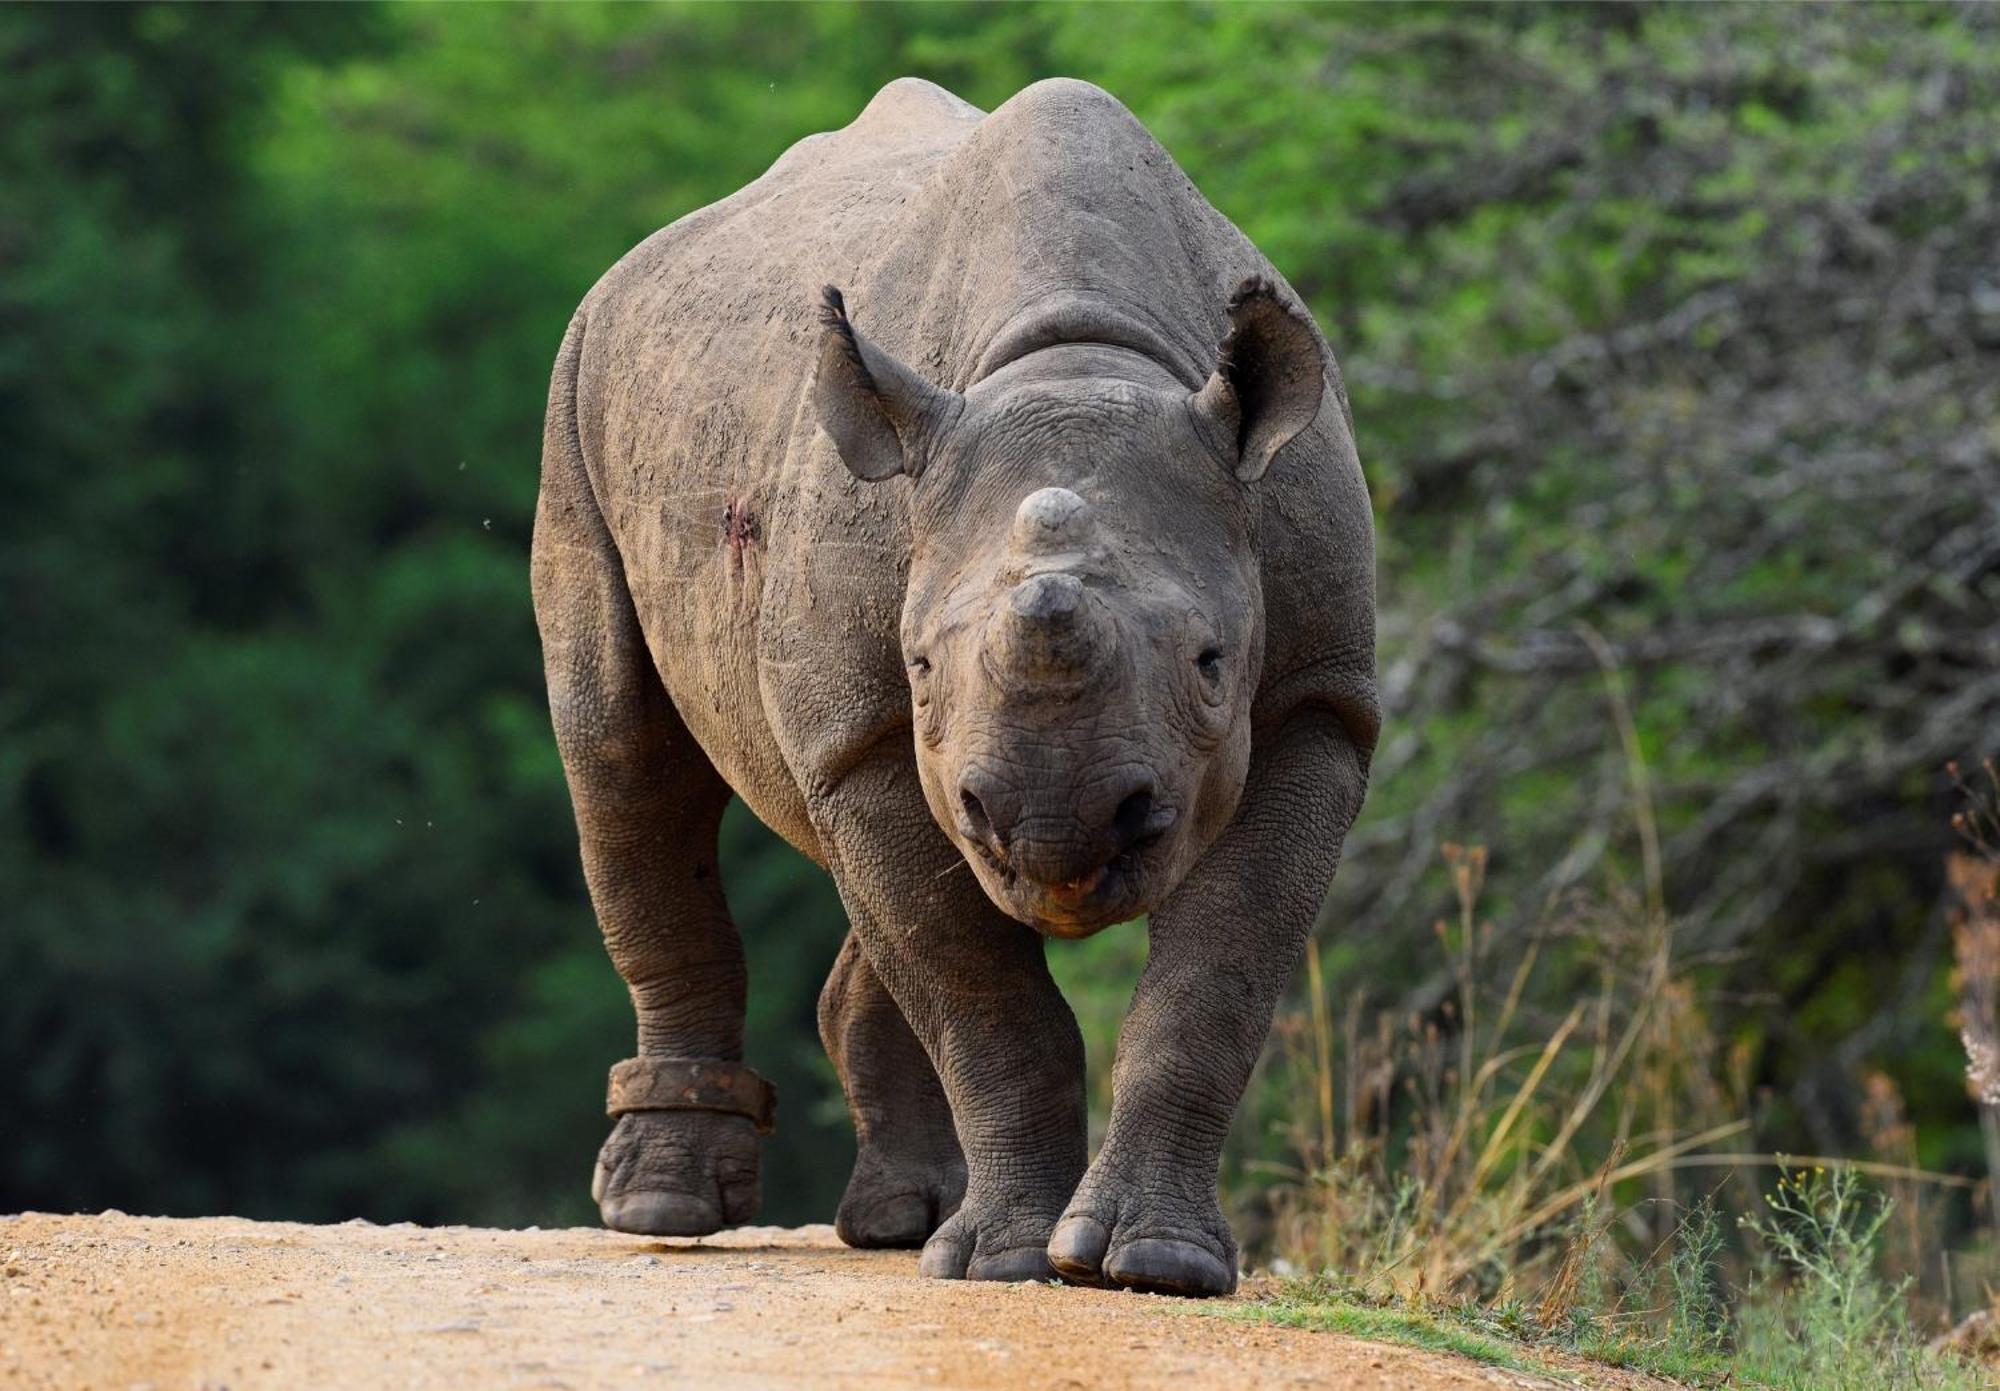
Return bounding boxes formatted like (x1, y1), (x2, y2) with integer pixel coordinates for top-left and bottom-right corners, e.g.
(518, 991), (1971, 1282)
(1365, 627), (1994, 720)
(959, 782), (1004, 856)
(1112, 785), (1158, 848)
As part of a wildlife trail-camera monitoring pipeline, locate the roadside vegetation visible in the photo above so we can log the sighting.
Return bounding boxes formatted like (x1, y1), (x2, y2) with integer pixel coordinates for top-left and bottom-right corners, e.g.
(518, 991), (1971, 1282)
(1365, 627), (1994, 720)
(1217, 759), (2000, 1386)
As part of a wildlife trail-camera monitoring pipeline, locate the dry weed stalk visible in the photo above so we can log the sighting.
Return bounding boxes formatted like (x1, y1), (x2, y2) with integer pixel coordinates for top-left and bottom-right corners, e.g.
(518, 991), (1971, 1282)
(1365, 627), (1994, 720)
(1857, 1071), (1927, 1290)
(1948, 759), (2000, 1199)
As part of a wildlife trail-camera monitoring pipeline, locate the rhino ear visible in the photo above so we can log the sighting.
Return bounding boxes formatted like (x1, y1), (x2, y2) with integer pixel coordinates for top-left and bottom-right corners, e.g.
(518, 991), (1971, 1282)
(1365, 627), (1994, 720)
(813, 286), (963, 482)
(1190, 278), (1325, 482)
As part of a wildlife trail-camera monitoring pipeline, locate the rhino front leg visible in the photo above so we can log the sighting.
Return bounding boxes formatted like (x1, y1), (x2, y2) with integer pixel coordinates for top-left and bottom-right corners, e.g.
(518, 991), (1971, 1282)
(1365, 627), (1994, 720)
(819, 930), (967, 1247)
(809, 751), (1087, 1281)
(1049, 706), (1369, 1296)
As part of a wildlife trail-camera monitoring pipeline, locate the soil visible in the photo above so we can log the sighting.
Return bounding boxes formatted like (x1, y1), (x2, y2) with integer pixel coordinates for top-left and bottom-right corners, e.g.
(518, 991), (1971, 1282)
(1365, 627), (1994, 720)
(0, 1213), (1678, 1390)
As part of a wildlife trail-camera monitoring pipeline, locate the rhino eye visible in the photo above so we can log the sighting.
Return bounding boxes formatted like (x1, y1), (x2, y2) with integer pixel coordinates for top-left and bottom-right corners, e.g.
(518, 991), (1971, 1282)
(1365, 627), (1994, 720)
(908, 655), (932, 676)
(1195, 647), (1224, 682)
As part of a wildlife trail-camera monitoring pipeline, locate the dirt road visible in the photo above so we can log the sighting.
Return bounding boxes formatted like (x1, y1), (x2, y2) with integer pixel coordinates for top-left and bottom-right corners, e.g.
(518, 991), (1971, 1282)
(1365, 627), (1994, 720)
(0, 1213), (1673, 1390)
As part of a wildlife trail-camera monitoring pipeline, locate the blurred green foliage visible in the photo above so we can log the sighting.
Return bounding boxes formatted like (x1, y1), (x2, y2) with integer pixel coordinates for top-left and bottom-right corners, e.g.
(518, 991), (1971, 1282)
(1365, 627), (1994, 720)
(3, 3), (1994, 1235)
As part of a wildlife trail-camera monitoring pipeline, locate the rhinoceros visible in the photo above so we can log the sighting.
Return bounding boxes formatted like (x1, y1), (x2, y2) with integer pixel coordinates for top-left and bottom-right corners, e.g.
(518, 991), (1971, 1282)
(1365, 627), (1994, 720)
(532, 76), (1377, 1297)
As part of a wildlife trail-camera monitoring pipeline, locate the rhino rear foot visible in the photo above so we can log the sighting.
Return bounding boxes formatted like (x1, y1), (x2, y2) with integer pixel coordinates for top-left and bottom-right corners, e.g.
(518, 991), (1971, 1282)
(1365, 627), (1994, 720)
(835, 1144), (966, 1248)
(591, 1110), (761, 1237)
(915, 1202), (1060, 1283)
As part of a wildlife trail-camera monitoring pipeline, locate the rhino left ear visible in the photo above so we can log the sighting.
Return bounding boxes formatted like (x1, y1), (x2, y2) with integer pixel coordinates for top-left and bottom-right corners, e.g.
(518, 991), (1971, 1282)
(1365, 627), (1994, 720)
(1190, 278), (1325, 482)
(813, 285), (964, 483)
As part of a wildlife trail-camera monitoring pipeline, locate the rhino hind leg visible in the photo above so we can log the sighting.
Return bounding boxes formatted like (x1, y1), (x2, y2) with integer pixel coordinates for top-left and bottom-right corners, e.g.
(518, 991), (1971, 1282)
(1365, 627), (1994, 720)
(533, 346), (762, 1236)
(819, 932), (966, 1247)
(544, 623), (760, 1233)
(546, 615), (760, 1236)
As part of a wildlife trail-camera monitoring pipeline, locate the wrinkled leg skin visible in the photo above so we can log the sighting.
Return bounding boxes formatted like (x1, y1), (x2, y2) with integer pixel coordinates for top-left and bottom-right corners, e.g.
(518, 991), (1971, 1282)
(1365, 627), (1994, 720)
(820, 933), (968, 1247)
(532, 334), (759, 1238)
(810, 750), (1087, 1281)
(1049, 708), (1370, 1296)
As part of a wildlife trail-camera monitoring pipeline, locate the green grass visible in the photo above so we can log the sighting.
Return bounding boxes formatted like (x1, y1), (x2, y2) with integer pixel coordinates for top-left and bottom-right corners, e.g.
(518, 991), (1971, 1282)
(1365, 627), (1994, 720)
(1215, 1292), (1556, 1378)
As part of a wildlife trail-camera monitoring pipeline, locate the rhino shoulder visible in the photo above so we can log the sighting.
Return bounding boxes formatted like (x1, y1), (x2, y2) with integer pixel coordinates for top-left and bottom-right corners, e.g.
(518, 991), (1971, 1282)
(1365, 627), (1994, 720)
(1253, 408), (1380, 757)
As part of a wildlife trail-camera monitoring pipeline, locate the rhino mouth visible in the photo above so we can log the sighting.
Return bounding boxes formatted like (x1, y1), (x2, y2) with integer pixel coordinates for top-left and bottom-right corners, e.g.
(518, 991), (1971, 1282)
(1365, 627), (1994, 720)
(964, 825), (1169, 936)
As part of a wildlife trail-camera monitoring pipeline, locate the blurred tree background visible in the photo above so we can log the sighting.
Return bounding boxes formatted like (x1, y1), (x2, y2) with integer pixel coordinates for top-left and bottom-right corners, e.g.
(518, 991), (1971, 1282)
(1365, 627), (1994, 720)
(3, 1), (1995, 1246)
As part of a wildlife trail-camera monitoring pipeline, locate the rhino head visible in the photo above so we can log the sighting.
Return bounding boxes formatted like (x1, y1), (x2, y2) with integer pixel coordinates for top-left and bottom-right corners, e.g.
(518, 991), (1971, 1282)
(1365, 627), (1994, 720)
(813, 280), (1324, 935)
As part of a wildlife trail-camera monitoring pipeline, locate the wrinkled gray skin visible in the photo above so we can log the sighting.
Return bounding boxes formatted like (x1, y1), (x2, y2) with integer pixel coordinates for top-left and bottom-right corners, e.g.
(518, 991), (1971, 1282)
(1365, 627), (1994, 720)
(532, 78), (1377, 1297)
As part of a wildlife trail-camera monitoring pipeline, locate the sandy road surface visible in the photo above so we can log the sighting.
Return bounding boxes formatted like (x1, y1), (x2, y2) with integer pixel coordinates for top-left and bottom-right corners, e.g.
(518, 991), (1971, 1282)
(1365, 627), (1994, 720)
(0, 1213), (1676, 1390)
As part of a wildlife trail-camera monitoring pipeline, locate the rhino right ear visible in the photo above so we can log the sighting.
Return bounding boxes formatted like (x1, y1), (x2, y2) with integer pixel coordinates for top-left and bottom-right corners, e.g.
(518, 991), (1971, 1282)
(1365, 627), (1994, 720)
(813, 286), (964, 482)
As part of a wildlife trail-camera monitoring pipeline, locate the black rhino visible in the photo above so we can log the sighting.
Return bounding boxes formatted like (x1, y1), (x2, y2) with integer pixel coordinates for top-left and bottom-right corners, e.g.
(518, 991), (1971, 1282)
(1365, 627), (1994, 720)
(532, 77), (1376, 1297)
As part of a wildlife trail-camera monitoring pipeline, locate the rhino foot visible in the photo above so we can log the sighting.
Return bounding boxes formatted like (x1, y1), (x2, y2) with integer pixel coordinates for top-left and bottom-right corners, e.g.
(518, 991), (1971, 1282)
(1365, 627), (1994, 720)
(913, 1198), (1060, 1282)
(1047, 1169), (1237, 1297)
(591, 1110), (760, 1237)
(835, 1144), (966, 1249)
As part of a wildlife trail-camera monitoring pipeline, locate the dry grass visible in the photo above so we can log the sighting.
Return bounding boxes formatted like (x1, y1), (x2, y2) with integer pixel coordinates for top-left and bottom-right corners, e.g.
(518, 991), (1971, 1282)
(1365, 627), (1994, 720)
(1232, 724), (2000, 1385)
(1254, 637), (1744, 1305)
(1257, 839), (1742, 1307)
(1239, 835), (1993, 1386)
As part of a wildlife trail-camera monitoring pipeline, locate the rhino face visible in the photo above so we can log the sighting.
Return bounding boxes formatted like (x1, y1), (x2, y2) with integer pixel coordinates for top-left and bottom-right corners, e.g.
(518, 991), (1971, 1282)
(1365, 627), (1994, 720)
(813, 281), (1324, 935)
(899, 473), (1254, 935)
